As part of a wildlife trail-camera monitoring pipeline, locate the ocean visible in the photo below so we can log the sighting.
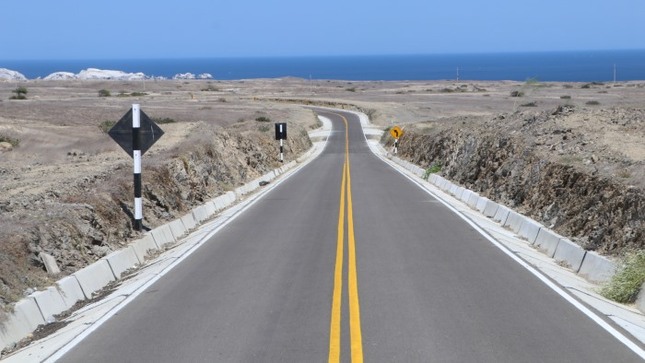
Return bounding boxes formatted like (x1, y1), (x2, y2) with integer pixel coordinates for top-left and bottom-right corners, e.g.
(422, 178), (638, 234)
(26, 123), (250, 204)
(2, 50), (645, 82)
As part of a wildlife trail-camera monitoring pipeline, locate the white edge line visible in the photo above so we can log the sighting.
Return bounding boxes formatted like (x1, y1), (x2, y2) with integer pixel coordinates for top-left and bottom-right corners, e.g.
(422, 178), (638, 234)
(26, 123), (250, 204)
(362, 129), (645, 359)
(45, 133), (331, 362)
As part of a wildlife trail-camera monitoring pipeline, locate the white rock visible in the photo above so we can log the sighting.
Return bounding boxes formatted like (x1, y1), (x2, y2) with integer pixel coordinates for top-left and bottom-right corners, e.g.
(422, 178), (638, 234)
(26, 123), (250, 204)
(77, 68), (146, 80)
(173, 72), (196, 80)
(0, 68), (27, 81)
(44, 72), (77, 80)
(198, 73), (213, 79)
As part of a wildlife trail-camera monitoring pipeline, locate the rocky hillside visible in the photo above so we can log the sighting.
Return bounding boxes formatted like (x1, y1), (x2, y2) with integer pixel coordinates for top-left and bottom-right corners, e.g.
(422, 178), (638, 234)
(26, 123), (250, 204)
(393, 105), (644, 256)
(0, 122), (313, 311)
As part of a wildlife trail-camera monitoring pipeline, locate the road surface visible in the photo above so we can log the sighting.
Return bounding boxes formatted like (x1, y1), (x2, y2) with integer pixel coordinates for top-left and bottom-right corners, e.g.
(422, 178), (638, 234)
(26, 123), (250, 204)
(58, 109), (643, 362)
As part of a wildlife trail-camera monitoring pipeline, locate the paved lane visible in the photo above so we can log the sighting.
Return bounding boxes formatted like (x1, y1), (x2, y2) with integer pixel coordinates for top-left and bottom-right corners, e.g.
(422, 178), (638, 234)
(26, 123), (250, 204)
(58, 109), (642, 362)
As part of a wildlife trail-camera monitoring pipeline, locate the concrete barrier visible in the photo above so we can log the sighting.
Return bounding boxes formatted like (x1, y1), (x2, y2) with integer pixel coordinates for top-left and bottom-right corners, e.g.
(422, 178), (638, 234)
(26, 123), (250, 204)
(466, 193), (480, 210)
(199, 202), (217, 221)
(553, 239), (587, 272)
(433, 176), (448, 190)
(55, 275), (86, 310)
(493, 205), (511, 224)
(475, 197), (489, 213)
(213, 192), (236, 211)
(30, 286), (67, 322)
(503, 211), (525, 233)
(73, 259), (116, 299)
(578, 251), (617, 284)
(0, 299), (45, 348)
(460, 189), (474, 204)
(104, 246), (140, 279)
(636, 283), (645, 314)
(168, 218), (187, 241)
(131, 234), (159, 262)
(533, 229), (561, 257)
(518, 218), (543, 244)
(180, 213), (197, 232)
(438, 178), (451, 192)
(151, 224), (176, 248)
(448, 184), (460, 197)
(482, 200), (499, 218)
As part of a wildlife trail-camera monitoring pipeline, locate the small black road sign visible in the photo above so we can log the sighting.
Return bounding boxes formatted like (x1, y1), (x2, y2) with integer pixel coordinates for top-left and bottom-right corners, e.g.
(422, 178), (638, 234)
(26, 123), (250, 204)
(275, 123), (287, 140)
(109, 108), (164, 157)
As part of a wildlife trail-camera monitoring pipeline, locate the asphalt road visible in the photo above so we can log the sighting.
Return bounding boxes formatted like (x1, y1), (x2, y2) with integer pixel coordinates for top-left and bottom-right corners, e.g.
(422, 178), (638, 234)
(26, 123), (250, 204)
(58, 110), (642, 362)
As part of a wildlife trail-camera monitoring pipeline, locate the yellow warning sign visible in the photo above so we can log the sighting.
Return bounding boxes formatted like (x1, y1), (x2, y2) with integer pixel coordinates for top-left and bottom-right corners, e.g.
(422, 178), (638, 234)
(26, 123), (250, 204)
(389, 126), (404, 139)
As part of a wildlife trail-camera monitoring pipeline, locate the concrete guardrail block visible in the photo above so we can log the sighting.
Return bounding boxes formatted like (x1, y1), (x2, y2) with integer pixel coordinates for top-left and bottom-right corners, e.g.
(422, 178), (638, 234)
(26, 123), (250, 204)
(192, 204), (211, 224)
(202, 202), (217, 219)
(454, 186), (466, 200)
(635, 282), (645, 314)
(503, 211), (525, 233)
(533, 228), (561, 257)
(0, 298), (46, 349)
(168, 218), (187, 241)
(105, 246), (140, 279)
(131, 234), (159, 262)
(460, 189), (474, 204)
(466, 193), (480, 209)
(180, 212), (197, 232)
(30, 286), (67, 322)
(55, 275), (86, 310)
(482, 200), (499, 218)
(73, 259), (116, 299)
(518, 218), (543, 244)
(493, 205), (511, 224)
(432, 175), (445, 187)
(212, 196), (227, 211)
(475, 197), (489, 213)
(553, 238), (586, 272)
(151, 224), (176, 248)
(428, 174), (439, 184)
(578, 251), (617, 284)
(437, 177), (451, 192)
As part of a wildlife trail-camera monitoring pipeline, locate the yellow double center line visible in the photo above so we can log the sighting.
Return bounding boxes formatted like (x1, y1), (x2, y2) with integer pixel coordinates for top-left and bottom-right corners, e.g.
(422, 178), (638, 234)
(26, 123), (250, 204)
(329, 115), (364, 363)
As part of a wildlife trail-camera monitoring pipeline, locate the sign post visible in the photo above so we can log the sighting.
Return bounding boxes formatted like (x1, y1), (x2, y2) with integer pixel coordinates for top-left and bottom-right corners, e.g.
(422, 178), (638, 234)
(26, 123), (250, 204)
(108, 104), (164, 231)
(389, 125), (404, 155)
(275, 123), (287, 162)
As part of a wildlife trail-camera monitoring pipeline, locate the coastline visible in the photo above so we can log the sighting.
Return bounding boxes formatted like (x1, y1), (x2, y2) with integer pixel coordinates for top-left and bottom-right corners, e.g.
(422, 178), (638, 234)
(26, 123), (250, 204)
(2, 50), (645, 81)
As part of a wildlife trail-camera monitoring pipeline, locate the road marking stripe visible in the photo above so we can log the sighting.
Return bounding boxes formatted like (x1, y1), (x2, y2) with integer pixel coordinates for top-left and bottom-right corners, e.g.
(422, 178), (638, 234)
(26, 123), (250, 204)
(328, 113), (364, 363)
(346, 154), (364, 362)
(328, 154), (346, 363)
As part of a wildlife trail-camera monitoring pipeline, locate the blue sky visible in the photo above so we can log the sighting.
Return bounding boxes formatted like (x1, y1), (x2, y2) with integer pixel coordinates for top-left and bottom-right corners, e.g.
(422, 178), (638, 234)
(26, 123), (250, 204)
(1, 0), (644, 59)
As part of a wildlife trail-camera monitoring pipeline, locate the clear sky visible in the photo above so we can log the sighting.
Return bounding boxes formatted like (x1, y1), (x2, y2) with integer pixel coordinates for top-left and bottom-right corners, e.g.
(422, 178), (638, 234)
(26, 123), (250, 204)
(1, 0), (644, 60)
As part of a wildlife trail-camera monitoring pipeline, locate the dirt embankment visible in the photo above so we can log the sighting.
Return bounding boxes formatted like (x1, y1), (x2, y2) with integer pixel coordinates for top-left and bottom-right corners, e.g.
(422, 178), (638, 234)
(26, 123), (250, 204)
(0, 78), (319, 311)
(0, 124), (313, 308)
(393, 105), (644, 256)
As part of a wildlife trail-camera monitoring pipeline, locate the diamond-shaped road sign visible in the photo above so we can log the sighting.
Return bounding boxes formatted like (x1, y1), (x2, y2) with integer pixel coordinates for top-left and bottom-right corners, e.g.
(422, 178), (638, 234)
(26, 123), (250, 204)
(108, 108), (164, 157)
(389, 125), (404, 139)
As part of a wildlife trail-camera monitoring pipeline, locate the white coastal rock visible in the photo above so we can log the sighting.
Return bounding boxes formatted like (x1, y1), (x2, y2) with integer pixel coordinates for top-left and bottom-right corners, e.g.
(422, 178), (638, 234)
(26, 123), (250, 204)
(198, 73), (213, 79)
(44, 72), (77, 80)
(77, 68), (146, 80)
(173, 72), (196, 80)
(0, 68), (27, 81)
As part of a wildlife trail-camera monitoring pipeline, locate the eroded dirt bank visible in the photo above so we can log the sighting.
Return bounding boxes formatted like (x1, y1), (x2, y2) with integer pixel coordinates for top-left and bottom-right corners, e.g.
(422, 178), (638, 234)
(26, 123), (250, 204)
(393, 105), (644, 256)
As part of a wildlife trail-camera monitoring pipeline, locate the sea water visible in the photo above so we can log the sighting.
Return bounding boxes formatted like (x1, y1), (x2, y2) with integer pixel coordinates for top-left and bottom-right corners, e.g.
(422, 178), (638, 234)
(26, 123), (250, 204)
(2, 50), (644, 81)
